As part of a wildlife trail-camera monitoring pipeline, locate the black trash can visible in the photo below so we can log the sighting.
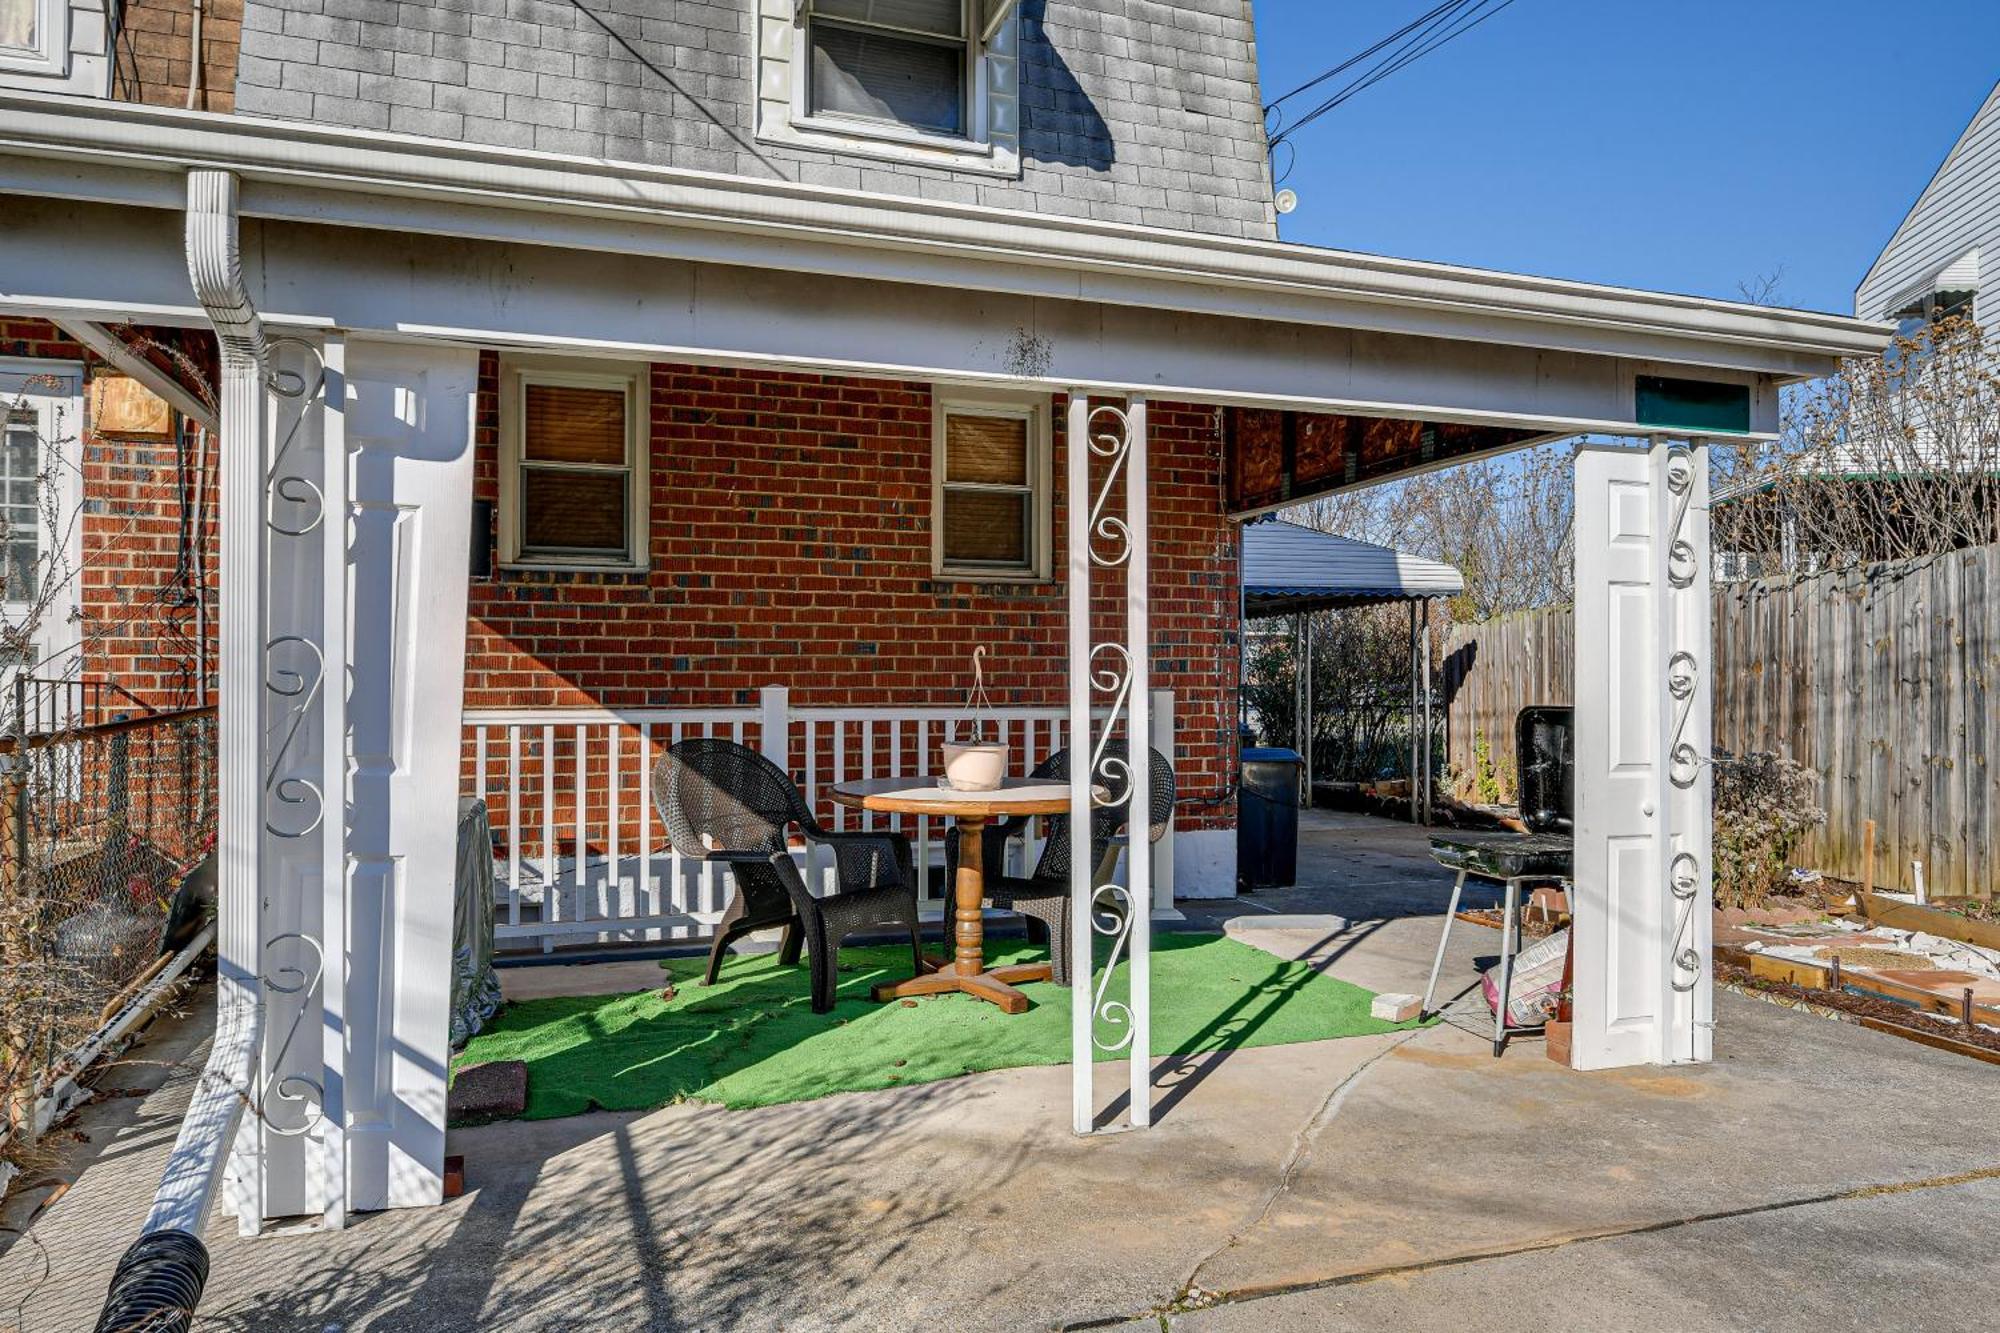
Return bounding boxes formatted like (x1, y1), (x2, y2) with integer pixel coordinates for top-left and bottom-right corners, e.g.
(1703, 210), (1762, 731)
(1238, 747), (1301, 888)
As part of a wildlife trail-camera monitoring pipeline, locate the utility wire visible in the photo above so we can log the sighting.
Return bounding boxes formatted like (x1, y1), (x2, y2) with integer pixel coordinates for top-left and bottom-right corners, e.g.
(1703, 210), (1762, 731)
(1266, 0), (1526, 150)
(1263, 0), (1465, 118)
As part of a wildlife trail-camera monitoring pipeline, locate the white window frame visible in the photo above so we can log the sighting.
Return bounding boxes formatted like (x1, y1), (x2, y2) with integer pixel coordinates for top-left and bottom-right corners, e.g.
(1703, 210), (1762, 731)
(497, 356), (649, 574)
(931, 391), (1051, 582)
(0, 0), (65, 78)
(795, 0), (983, 150)
(757, 0), (1022, 178)
(0, 357), (84, 694)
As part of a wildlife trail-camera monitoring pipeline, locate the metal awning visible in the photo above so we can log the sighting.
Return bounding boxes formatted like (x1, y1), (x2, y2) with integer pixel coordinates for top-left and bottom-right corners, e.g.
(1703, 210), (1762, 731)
(1242, 519), (1463, 617)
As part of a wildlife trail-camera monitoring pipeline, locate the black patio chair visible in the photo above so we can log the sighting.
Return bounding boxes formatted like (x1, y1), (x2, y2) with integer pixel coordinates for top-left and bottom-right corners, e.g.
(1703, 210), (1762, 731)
(654, 737), (921, 1015)
(942, 744), (1176, 986)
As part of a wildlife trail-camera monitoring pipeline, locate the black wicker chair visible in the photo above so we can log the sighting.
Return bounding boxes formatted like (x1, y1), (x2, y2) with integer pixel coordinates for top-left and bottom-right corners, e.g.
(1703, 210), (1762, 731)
(943, 744), (1176, 986)
(654, 737), (921, 1014)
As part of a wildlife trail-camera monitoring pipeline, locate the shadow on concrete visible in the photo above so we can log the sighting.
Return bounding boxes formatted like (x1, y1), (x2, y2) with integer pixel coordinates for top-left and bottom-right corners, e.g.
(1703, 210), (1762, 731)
(198, 1066), (1022, 1331)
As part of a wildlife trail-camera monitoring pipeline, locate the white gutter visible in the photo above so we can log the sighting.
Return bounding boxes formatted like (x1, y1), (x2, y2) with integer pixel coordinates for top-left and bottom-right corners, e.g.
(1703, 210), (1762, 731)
(139, 955), (254, 1235)
(0, 92), (1891, 371)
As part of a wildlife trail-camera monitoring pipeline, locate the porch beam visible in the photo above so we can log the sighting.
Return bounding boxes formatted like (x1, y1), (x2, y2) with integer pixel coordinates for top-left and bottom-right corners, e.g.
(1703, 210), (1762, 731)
(0, 92), (1889, 370)
(2, 194), (1837, 443)
(47, 317), (219, 432)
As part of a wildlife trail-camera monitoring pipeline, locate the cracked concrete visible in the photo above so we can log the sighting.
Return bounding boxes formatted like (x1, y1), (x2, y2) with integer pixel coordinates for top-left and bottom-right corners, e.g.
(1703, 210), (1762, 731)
(6, 810), (1998, 1331)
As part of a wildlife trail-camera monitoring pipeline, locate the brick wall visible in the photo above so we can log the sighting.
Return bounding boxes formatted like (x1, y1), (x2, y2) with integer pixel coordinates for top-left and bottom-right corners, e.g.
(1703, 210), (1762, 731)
(2, 320), (217, 715)
(466, 355), (1243, 828)
(113, 0), (245, 112)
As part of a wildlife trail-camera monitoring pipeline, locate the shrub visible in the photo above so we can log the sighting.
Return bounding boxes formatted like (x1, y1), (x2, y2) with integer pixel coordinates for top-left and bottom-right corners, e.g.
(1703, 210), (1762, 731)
(1711, 750), (1826, 910)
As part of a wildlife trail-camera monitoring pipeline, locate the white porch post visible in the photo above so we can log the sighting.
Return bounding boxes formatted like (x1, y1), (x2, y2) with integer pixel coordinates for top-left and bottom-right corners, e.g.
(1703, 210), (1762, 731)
(1571, 439), (1713, 1069)
(1066, 392), (1092, 1134)
(1066, 392), (1152, 1134)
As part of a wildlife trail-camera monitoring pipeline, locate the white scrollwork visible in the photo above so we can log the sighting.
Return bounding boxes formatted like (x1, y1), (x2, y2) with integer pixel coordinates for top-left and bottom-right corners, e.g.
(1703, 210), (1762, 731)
(1668, 849), (1703, 993)
(1666, 650), (1701, 789)
(264, 337), (329, 537)
(1087, 643), (1133, 805)
(1085, 405), (1134, 569)
(257, 932), (328, 1137)
(1665, 447), (1699, 590)
(1089, 883), (1136, 1052)
(264, 635), (326, 837)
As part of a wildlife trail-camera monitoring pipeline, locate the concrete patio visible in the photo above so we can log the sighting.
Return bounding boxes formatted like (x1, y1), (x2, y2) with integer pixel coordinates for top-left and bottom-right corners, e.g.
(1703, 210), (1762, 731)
(5, 812), (1997, 1331)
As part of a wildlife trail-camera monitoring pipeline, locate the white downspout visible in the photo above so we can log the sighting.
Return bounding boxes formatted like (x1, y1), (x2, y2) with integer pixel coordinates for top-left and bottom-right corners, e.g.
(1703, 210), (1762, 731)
(150, 167), (268, 1238)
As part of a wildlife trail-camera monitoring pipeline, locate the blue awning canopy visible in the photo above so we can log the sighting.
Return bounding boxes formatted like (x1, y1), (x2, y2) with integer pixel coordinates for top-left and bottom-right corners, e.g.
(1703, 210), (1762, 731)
(1242, 519), (1463, 618)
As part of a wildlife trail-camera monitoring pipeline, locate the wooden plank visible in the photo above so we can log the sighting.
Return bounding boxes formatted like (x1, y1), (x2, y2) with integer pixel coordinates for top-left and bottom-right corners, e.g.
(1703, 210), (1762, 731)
(1716, 943), (2000, 1025)
(1856, 890), (2000, 954)
(1855, 1016), (2000, 1068)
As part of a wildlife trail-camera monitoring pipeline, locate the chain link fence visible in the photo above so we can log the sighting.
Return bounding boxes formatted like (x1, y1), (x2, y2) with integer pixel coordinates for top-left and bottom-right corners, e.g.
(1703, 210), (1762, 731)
(1, 682), (216, 1161)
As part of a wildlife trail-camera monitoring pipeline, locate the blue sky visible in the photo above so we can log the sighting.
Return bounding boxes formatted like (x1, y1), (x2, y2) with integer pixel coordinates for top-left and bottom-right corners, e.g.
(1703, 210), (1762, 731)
(1250, 1), (2000, 314)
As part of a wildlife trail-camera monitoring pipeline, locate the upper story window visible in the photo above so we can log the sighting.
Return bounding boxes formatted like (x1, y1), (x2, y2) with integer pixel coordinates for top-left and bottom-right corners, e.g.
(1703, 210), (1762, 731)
(497, 357), (650, 573)
(759, 0), (1022, 176)
(932, 392), (1050, 580)
(0, 0), (55, 75)
(808, 1), (969, 137)
(0, 0), (111, 93)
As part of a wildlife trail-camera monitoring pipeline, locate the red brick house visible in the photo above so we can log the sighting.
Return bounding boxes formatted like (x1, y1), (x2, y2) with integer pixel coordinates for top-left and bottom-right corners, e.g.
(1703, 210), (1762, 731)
(2, 0), (1886, 1261)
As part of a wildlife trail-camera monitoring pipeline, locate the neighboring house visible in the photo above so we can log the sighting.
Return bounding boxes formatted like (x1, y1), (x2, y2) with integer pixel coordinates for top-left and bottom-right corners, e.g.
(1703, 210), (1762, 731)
(1856, 78), (1998, 332)
(1, 0), (1884, 1268)
(1717, 77), (1999, 581)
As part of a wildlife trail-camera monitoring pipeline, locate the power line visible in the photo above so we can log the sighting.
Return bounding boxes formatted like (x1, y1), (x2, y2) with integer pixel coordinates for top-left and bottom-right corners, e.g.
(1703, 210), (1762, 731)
(1263, 0), (1465, 116)
(1266, 0), (1528, 151)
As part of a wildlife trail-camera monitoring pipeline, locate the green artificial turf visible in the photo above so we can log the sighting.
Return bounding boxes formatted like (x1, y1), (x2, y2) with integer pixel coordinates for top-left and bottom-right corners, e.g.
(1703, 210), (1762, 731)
(455, 932), (1421, 1119)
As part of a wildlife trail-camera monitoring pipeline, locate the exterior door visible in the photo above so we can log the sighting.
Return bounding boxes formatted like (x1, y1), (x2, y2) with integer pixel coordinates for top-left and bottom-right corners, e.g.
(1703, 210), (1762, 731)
(1571, 441), (1713, 1070)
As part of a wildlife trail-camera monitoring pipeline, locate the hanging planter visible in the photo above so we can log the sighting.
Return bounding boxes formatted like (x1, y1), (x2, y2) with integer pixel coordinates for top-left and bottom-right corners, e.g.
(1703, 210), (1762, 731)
(941, 646), (1009, 790)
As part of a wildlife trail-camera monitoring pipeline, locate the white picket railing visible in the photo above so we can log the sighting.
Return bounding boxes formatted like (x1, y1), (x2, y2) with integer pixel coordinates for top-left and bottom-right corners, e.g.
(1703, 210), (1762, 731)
(463, 686), (1174, 952)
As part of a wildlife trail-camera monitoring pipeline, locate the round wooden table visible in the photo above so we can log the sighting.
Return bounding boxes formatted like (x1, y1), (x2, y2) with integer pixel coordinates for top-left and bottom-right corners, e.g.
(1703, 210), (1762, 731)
(828, 776), (1080, 1014)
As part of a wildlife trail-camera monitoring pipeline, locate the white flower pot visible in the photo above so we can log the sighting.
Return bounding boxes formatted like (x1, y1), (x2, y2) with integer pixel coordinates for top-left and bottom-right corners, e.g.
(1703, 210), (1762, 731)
(941, 741), (1009, 791)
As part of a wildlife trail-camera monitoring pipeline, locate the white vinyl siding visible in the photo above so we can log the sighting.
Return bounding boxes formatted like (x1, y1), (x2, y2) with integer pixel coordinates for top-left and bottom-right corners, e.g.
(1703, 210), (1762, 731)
(1856, 81), (2000, 331)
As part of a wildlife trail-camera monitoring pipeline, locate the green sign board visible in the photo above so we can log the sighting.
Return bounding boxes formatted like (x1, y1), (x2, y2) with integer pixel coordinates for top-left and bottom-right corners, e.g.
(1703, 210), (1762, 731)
(1635, 375), (1751, 435)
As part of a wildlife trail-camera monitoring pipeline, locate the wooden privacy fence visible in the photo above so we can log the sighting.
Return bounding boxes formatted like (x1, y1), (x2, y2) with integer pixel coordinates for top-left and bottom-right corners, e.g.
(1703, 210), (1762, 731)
(1445, 544), (2000, 898)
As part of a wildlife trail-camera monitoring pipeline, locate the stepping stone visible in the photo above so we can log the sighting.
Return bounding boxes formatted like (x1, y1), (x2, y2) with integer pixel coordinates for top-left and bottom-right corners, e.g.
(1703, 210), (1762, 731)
(1371, 992), (1423, 1022)
(449, 1060), (528, 1125)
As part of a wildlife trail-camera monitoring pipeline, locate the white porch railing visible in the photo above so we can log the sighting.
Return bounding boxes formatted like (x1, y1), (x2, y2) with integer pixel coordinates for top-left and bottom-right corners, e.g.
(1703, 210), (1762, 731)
(462, 686), (1172, 952)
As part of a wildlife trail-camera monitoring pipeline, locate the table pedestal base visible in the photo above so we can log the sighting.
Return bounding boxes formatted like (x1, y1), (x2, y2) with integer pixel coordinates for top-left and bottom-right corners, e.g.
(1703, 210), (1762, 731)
(871, 960), (1054, 1014)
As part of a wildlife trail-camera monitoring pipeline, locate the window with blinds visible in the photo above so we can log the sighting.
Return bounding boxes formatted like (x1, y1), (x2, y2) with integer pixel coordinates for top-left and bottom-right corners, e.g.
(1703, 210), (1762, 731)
(500, 364), (647, 569)
(935, 400), (1047, 577)
(806, 0), (968, 137)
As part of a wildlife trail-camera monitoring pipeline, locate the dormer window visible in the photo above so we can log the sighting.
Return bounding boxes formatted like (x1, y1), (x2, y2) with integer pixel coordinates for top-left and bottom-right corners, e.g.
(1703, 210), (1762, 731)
(760, 0), (1022, 176)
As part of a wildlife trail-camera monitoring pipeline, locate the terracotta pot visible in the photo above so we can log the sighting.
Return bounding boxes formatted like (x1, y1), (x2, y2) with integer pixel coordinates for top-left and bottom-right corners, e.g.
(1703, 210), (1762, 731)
(1544, 1019), (1573, 1068)
(941, 741), (1009, 791)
